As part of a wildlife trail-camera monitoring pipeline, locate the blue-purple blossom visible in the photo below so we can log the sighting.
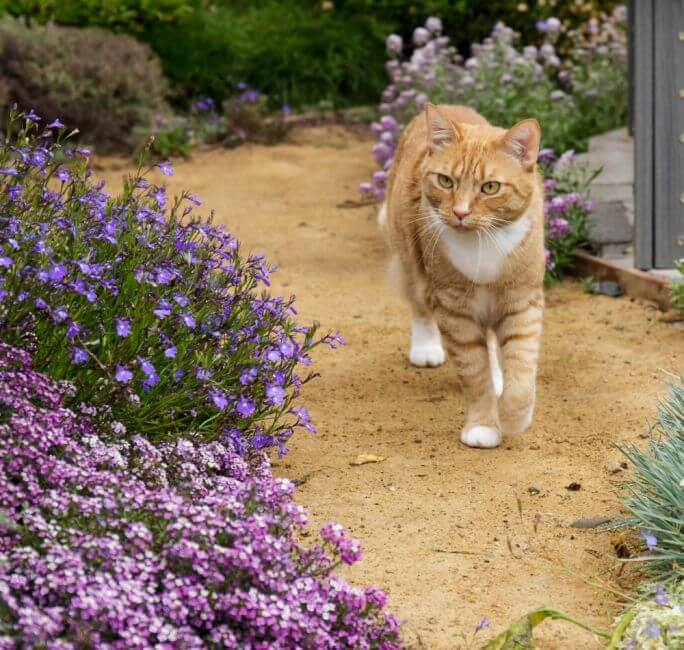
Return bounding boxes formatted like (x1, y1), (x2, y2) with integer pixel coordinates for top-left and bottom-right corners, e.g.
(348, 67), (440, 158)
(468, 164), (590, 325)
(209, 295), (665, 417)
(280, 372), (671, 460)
(156, 161), (174, 177)
(475, 616), (491, 633)
(115, 365), (133, 384)
(0, 256), (12, 268)
(236, 397), (255, 418)
(654, 584), (669, 606)
(47, 118), (64, 128)
(70, 346), (89, 364)
(115, 317), (132, 338)
(641, 529), (658, 551)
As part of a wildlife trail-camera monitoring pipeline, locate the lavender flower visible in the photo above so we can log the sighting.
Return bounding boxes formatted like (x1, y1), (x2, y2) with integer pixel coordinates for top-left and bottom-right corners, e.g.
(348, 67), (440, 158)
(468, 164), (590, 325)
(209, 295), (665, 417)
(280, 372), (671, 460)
(641, 529), (658, 551)
(115, 365), (133, 383)
(115, 317), (132, 338)
(386, 34), (403, 54)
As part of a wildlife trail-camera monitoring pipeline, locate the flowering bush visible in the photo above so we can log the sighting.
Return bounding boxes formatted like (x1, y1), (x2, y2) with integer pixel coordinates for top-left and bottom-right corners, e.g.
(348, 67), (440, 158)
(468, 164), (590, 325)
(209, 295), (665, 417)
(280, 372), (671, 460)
(372, 7), (626, 156)
(0, 18), (170, 153)
(0, 342), (401, 647)
(140, 86), (291, 159)
(537, 149), (597, 279)
(0, 109), (338, 455)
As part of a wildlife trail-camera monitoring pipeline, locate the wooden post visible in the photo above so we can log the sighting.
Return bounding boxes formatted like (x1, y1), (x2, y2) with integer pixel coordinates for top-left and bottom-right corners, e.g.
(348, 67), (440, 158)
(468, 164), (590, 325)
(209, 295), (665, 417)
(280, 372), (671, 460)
(634, 0), (684, 269)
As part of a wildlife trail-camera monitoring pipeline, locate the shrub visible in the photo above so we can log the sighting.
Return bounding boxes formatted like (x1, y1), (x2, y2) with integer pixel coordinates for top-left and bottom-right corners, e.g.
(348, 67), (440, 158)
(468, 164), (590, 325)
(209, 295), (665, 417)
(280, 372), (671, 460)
(0, 109), (339, 455)
(0, 18), (169, 152)
(669, 260), (684, 311)
(0, 0), (195, 32)
(142, 2), (388, 109)
(372, 8), (626, 155)
(0, 342), (401, 646)
(620, 381), (684, 586)
(138, 86), (292, 159)
(334, 0), (622, 56)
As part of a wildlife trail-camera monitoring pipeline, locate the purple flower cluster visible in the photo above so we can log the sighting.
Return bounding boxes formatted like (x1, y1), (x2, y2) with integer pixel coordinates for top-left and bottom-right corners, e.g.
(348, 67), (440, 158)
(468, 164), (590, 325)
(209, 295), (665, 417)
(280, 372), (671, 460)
(0, 343), (401, 647)
(0, 110), (326, 455)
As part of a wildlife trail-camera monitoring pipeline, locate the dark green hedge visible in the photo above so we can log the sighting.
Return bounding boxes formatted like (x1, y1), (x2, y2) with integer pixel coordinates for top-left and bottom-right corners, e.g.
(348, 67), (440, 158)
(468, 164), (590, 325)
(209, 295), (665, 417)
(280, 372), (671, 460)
(142, 2), (389, 109)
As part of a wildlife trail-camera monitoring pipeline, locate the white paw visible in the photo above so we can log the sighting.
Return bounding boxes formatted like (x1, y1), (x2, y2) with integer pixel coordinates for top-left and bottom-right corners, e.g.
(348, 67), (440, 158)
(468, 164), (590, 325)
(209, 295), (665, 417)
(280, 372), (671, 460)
(409, 344), (446, 367)
(460, 425), (502, 449)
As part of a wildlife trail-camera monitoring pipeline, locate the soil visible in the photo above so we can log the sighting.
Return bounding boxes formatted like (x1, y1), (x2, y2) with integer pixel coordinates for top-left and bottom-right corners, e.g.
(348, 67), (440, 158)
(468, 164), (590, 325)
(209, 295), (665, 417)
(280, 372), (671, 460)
(100, 126), (683, 649)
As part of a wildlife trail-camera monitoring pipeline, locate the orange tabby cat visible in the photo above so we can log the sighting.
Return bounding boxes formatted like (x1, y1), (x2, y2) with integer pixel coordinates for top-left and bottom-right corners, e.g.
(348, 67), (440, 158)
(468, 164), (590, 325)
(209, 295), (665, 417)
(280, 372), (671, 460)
(382, 103), (545, 449)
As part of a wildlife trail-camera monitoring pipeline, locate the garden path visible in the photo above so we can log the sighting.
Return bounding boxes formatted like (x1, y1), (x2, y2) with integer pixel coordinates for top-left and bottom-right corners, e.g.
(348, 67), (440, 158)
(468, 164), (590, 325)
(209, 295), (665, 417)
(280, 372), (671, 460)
(102, 126), (683, 649)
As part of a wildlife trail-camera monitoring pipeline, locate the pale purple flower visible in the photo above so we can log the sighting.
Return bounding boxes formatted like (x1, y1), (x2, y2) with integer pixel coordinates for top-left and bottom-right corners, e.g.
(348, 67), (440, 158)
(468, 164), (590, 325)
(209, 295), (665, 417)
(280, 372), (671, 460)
(641, 529), (658, 551)
(115, 365), (133, 383)
(386, 34), (403, 54)
(266, 384), (286, 406)
(413, 27), (430, 46)
(47, 118), (65, 128)
(548, 218), (570, 238)
(156, 161), (174, 176)
(180, 313), (196, 329)
(0, 256), (12, 267)
(546, 17), (561, 33)
(475, 616), (491, 633)
(115, 317), (132, 338)
(236, 397), (256, 418)
(0, 168), (18, 176)
(425, 16), (442, 33)
(654, 584), (669, 606)
(211, 390), (228, 410)
(164, 345), (177, 359)
(71, 347), (89, 364)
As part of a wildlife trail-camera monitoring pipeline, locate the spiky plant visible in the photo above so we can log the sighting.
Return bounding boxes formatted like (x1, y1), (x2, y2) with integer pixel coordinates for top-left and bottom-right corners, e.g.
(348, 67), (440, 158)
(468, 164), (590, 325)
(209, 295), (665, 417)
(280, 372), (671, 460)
(620, 380), (684, 584)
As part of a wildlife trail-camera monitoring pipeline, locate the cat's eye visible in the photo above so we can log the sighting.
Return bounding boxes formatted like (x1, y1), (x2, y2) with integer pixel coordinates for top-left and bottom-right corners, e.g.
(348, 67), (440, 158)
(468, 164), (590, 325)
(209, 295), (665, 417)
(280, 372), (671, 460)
(437, 174), (453, 189)
(481, 181), (501, 195)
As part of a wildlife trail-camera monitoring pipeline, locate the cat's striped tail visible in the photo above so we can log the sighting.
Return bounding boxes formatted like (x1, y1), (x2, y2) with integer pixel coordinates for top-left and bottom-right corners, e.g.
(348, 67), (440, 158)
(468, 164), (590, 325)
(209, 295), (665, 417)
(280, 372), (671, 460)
(486, 328), (504, 398)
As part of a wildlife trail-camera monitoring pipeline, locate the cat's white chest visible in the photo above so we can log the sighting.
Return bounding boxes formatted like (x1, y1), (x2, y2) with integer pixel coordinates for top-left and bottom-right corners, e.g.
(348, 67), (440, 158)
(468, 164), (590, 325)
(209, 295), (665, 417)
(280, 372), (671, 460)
(435, 214), (531, 284)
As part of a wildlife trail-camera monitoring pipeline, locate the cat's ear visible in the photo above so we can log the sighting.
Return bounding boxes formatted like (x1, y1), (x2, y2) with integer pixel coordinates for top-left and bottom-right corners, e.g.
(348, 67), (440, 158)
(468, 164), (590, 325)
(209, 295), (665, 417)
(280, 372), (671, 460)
(501, 119), (541, 171)
(425, 103), (459, 151)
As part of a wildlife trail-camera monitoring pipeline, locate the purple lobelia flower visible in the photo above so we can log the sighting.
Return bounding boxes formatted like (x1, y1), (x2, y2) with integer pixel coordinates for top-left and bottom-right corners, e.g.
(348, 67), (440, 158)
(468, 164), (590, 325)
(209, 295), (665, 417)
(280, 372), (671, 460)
(115, 365), (133, 383)
(71, 347), (89, 364)
(156, 160), (174, 177)
(641, 529), (658, 551)
(115, 317), (132, 338)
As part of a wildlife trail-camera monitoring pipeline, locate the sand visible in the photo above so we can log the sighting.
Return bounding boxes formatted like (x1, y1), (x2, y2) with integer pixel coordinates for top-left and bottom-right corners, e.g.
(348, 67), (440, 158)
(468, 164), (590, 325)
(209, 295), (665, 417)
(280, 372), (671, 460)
(100, 125), (683, 649)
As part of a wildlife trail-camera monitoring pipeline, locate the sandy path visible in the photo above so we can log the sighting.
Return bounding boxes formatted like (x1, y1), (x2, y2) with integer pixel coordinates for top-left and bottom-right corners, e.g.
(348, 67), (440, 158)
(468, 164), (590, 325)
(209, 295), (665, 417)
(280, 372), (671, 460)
(102, 127), (682, 649)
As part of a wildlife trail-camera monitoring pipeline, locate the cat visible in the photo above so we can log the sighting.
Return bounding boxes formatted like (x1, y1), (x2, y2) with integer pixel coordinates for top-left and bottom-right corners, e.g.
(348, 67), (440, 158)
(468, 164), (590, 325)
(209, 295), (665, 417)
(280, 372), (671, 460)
(382, 103), (545, 449)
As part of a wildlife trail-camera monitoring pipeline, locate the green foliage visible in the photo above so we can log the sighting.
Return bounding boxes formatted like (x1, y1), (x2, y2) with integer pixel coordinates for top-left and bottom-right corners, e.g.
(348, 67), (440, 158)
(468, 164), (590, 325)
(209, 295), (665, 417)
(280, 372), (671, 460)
(0, 0), (195, 31)
(142, 2), (389, 109)
(335, 0), (621, 52)
(620, 381), (684, 584)
(479, 607), (609, 649)
(669, 260), (684, 311)
(0, 18), (169, 152)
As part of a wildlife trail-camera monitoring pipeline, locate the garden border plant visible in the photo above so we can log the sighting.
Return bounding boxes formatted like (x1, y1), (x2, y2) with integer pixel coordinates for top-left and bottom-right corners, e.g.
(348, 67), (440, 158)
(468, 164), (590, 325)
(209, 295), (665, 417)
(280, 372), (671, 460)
(0, 108), (401, 646)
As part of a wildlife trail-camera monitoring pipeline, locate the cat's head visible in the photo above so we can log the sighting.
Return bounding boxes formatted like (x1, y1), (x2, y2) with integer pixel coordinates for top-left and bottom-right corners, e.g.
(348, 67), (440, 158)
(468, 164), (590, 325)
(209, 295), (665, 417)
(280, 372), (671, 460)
(421, 104), (540, 232)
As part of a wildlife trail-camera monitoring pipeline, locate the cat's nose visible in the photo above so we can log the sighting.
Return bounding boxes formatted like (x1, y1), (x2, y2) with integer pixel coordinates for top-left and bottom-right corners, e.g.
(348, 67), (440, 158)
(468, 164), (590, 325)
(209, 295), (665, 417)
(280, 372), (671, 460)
(453, 206), (471, 218)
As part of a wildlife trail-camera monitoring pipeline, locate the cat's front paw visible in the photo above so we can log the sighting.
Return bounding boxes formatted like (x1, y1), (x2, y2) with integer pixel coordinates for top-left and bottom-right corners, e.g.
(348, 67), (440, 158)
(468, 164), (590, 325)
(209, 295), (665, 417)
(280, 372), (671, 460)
(460, 425), (502, 449)
(409, 344), (446, 368)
